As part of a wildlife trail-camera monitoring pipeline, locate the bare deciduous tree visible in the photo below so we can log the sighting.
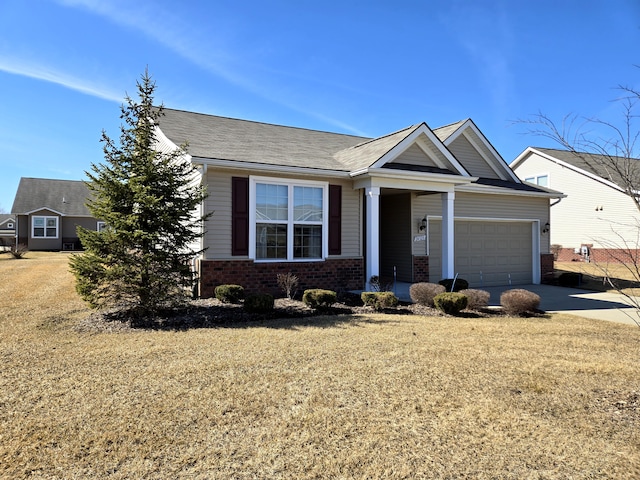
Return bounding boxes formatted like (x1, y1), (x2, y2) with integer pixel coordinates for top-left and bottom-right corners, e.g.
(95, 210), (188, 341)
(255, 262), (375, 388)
(520, 80), (640, 325)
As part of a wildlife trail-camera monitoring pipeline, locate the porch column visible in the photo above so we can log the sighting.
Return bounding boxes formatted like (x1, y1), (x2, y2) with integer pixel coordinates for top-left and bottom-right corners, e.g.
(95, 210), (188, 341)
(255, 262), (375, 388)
(441, 191), (455, 279)
(365, 186), (380, 290)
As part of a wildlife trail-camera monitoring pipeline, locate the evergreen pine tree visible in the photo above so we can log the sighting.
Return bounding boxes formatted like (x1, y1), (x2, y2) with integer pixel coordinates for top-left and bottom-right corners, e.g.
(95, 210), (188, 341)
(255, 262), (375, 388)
(70, 70), (210, 316)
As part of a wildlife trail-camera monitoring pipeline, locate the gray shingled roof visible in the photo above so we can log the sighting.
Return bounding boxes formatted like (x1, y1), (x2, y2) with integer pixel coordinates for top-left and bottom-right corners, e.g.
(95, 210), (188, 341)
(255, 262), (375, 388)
(0, 214), (15, 226)
(11, 178), (92, 216)
(158, 108), (369, 171)
(433, 120), (467, 142)
(535, 147), (640, 190)
(332, 124), (421, 171)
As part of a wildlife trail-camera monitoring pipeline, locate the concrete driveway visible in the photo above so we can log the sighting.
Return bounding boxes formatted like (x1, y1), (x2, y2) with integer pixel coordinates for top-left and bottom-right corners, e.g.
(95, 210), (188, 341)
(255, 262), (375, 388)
(392, 283), (639, 326)
(485, 284), (639, 326)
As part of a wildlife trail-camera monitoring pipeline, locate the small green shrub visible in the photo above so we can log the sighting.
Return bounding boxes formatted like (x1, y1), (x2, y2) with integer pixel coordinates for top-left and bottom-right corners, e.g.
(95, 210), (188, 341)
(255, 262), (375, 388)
(438, 278), (469, 292)
(214, 284), (245, 304)
(361, 291), (398, 310)
(500, 289), (541, 316)
(558, 272), (581, 288)
(459, 289), (490, 310)
(302, 289), (337, 309)
(244, 293), (274, 313)
(409, 282), (445, 306)
(433, 292), (468, 315)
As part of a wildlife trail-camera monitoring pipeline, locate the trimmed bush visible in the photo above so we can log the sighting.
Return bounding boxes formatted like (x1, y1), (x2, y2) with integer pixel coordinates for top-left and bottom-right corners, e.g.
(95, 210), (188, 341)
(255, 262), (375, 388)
(459, 289), (490, 310)
(215, 284), (245, 304)
(409, 282), (445, 307)
(302, 289), (337, 309)
(438, 278), (469, 292)
(361, 291), (398, 311)
(433, 292), (468, 315)
(500, 289), (541, 316)
(244, 293), (274, 313)
(558, 272), (582, 287)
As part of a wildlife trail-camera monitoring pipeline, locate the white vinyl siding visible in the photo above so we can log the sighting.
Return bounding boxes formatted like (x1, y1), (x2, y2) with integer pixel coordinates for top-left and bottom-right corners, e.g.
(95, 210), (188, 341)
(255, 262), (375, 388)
(514, 152), (636, 249)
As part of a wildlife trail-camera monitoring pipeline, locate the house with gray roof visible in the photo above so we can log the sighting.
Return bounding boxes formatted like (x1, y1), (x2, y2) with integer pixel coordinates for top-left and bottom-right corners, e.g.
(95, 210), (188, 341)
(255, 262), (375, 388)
(511, 147), (639, 263)
(154, 108), (563, 297)
(11, 178), (101, 251)
(0, 214), (16, 248)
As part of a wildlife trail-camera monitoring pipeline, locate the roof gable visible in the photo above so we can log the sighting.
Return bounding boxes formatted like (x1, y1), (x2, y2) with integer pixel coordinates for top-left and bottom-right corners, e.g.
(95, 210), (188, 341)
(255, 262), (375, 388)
(11, 178), (92, 216)
(512, 147), (639, 194)
(437, 119), (520, 182)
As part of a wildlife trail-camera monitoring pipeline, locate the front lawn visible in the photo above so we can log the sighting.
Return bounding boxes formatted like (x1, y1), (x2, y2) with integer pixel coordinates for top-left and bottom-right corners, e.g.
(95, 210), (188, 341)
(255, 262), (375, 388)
(1, 253), (639, 478)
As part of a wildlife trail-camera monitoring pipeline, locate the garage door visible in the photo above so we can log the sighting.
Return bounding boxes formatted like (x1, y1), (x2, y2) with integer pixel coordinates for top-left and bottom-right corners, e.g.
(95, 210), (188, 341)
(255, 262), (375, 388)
(428, 220), (533, 287)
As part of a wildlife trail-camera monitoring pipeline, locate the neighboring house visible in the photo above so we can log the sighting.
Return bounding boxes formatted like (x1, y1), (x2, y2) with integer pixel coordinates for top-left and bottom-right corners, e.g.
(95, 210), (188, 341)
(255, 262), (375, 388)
(0, 214), (16, 248)
(153, 108), (563, 297)
(511, 147), (638, 263)
(11, 178), (101, 251)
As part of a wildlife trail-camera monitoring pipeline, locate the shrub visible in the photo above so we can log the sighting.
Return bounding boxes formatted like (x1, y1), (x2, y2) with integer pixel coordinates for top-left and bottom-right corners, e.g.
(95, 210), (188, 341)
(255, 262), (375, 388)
(302, 289), (337, 309)
(558, 272), (581, 288)
(500, 289), (541, 316)
(433, 292), (468, 315)
(409, 282), (445, 306)
(439, 278), (469, 292)
(244, 293), (274, 313)
(214, 284), (244, 304)
(276, 272), (299, 299)
(459, 289), (490, 310)
(9, 244), (28, 259)
(361, 291), (398, 311)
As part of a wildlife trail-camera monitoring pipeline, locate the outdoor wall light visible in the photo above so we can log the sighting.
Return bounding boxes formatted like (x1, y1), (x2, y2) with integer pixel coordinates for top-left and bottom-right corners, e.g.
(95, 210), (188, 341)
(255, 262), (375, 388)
(419, 217), (427, 231)
(542, 222), (550, 234)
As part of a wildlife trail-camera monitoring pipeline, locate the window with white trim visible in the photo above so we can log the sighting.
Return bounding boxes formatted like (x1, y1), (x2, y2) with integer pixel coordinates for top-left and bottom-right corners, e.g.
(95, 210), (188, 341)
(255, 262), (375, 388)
(524, 174), (548, 187)
(250, 177), (327, 261)
(7, 222), (13, 229)
(97, 221), (107, 232)
(32, 216), (58, 238)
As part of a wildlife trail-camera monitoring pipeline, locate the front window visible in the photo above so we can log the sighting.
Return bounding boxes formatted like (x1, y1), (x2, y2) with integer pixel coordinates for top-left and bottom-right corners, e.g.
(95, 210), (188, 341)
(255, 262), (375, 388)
(251, 178), (327, 261)
(32, 216), (58, 238)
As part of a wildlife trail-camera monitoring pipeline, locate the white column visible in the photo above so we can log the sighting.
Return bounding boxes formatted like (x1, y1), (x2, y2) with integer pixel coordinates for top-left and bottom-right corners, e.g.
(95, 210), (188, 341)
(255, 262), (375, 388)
(441, 191), (455, 279)
(366, 187), (380, 290)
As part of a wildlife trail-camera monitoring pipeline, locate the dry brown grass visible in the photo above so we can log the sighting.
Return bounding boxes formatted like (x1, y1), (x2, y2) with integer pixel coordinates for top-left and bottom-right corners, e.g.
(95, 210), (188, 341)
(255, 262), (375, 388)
(2, 253), (640, 478)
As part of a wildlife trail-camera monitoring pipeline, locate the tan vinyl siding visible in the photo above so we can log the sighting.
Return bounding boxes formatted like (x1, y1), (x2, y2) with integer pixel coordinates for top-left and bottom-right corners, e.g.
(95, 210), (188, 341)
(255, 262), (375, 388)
(380, 193), (412, 281)
(412, 192), (549, 254)
(390, 143), (439, 168)
(514, 152), (636, 249)
(204, 169), (361, 259)
(447, 135), (498, 178)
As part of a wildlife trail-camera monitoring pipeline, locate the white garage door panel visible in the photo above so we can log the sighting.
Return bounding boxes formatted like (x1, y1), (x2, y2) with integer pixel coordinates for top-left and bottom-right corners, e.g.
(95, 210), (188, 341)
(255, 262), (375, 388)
(428, 220), (533, 287)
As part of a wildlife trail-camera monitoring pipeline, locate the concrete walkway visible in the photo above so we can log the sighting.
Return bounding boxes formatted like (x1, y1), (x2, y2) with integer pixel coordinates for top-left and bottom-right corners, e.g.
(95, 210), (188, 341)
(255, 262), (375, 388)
(389, 282), (639, 326)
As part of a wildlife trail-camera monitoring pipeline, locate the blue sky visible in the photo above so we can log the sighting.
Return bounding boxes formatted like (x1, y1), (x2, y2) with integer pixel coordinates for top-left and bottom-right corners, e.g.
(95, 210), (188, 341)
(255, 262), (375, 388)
(1, 0), (639, 212)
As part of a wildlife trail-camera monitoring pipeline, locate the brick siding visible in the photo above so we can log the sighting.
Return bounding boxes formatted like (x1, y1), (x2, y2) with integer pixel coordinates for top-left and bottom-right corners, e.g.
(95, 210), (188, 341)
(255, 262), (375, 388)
(198, 257), (364, 298)
(540, 253), (555, 284)
(555, 246), (640, 264)
(412, 255), (429, 282)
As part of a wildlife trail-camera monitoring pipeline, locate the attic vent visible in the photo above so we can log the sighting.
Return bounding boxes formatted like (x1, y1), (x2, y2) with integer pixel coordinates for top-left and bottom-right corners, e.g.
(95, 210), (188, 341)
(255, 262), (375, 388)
(62, 197), (67, 203)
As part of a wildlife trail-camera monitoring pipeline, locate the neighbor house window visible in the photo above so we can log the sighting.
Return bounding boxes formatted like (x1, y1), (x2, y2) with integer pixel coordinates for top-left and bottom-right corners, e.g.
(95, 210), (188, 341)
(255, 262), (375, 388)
(250, 177), (327, 261)
(32, 216), (58, 238)
(524, 174), (548, 187)
(7, 222), (13, 229)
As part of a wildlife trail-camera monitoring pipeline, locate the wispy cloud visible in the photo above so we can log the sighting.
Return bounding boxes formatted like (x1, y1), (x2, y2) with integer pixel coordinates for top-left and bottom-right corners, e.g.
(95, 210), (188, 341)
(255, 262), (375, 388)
(55, 0), (369, 136)
(0, 56), (122, 102)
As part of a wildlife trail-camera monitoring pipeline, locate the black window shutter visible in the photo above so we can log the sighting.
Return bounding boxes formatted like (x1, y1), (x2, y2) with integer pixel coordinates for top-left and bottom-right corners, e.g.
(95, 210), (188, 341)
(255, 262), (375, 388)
(232, 176), (249, 256)
(328, 184), (342, 255)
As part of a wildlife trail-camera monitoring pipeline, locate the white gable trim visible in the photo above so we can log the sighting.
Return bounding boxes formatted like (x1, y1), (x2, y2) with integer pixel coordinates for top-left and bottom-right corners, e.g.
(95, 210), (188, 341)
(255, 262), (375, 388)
(23, 207), (66, 216)
(369, 124), (470, 176)
(513, 147), (627, 195)
(445, 120), (520, 182)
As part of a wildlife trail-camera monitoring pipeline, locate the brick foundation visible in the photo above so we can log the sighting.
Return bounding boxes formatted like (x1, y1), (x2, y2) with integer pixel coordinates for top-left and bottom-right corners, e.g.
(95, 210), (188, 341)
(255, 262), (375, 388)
(412, 255), (429, 282)
(540, 253), (555, 284)
(555, 246), (640, 264)
(198, 257), (364, 298)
